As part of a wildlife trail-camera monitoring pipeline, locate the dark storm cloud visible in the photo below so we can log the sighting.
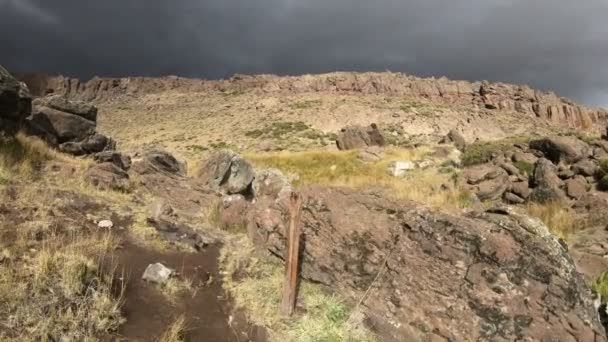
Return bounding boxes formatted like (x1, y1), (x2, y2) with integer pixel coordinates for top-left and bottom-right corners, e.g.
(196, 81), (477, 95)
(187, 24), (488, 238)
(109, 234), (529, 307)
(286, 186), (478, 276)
(1, 0), (607, 106)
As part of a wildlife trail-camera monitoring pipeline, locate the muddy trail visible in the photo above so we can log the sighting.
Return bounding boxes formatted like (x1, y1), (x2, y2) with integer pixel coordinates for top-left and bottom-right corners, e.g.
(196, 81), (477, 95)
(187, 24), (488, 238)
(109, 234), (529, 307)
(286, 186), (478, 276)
(108, 239), (266, 342)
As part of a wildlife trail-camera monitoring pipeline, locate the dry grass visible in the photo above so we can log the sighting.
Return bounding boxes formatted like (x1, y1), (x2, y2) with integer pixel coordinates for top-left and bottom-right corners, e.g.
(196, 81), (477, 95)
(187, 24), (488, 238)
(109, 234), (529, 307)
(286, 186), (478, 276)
(158, 315), (187, 342)
(0, 234), (125, 341)
(0, 133), (129, 341)
(526, 201), (583, 240)
(220, 236), (376, 342)
(246, 147), (470, 211)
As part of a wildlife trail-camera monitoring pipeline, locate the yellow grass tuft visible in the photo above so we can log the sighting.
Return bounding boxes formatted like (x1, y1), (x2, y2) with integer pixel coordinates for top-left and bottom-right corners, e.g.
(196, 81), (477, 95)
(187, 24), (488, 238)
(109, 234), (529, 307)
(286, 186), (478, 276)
(526, 201), (583, 240)
(158, 315), (187, 342)
(246, 147), (468, 211)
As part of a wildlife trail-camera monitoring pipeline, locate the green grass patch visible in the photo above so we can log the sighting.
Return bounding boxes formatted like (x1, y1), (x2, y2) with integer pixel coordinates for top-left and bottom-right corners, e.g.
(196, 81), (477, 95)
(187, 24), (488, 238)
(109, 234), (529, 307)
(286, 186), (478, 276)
(593, 272), (608, 302)
(514, 160), (535, 177)
(461, 136), (533, 166)
(246, 147), (472, 210)
(288, 100), (322, 110)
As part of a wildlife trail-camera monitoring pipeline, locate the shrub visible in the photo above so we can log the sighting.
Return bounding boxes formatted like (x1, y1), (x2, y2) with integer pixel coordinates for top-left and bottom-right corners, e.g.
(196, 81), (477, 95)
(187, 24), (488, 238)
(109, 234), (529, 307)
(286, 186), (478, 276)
(593, 272), (608, 302)
(599, 175), (608, 191)
(599, 159), (608, 175)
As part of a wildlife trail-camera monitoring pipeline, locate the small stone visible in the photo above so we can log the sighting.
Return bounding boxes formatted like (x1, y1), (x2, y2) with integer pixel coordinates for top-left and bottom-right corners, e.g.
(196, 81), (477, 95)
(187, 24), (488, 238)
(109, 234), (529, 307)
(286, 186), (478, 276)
(97, 220), (114, 229)
(388, 160), (416, 177)
(142, 263), (173, 284)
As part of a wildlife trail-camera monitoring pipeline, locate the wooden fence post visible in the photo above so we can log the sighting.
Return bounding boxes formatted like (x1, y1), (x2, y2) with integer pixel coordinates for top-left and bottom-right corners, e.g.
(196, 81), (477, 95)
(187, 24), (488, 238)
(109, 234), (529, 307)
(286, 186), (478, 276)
(281, 191), (303, 316)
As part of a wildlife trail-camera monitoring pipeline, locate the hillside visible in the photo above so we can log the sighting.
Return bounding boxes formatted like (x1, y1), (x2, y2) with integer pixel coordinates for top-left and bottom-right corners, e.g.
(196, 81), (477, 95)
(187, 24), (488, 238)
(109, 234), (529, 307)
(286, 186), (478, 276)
(18, 72), (608, 158)
(4, 66), (608, 341)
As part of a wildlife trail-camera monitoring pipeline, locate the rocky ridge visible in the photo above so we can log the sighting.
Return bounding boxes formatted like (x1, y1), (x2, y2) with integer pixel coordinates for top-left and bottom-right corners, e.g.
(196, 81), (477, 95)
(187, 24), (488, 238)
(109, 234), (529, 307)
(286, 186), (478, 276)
(18, 72), (608, 131)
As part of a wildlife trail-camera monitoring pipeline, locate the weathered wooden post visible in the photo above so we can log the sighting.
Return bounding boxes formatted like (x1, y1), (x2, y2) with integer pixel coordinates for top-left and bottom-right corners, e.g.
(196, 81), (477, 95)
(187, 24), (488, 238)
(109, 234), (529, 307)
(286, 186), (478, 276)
(281, 191), (303, 316)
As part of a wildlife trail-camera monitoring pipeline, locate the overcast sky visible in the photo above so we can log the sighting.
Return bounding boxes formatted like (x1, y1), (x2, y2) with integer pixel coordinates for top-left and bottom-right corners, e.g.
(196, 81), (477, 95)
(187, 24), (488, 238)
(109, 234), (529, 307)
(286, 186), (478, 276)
(0, 0), (606, 106)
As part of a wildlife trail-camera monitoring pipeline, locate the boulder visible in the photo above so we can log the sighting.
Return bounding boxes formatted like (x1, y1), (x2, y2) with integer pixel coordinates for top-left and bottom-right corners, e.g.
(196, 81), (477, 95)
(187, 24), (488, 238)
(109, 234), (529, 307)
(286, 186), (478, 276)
(0, 65), (31, 135)
(566, 178), (588, 200)
(142, 263), (173, 285)
(464, 165), (507, 185)
(335, 123), (386, 150)
(531, 158), (566, 203)
(84, 162), (131, 191)
(503, 192), (525, 204)
(248, 186), (605, 342)
(131, 149), (186, 177)
(196, 150), (255, 195)
(440, 129), (467, 152)
(32, 95), (97, 122)
(387, 160), (416, 177)
(572, 159), (600, 177)
(476, 177), (509, 201)
(252, 169), (292, 199)
(512, 151), (538, 165)
(93, 151), (132, 170)
(28, 106), (95, 143)
(529, 136), (591, 164)
(509, 181), (533, 199)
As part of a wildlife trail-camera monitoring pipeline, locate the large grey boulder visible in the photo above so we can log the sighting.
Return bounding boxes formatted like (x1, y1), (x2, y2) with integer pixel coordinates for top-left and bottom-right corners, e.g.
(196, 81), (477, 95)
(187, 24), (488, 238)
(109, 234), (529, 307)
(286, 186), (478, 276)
(0, 65), (31, 135)
(531, 158), (566, 203)
(196, 150), (255, 195)
(28, 106), (95, 143)
(529, 136), (591, 164)
(32, 95), (97, 122)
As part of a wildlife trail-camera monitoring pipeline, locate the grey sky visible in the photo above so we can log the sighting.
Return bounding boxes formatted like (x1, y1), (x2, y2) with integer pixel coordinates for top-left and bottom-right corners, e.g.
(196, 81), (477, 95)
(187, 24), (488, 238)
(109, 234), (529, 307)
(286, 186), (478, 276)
(1, 0), (606, 106)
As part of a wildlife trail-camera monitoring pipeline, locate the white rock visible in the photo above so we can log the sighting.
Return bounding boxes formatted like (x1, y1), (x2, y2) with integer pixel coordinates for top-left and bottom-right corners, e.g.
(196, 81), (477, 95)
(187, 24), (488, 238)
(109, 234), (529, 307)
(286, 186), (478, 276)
(97, 220), (114, 229)
(142, 263), (173, 284)
(388, 161), (416, 177)
(416, 159), (435, 169)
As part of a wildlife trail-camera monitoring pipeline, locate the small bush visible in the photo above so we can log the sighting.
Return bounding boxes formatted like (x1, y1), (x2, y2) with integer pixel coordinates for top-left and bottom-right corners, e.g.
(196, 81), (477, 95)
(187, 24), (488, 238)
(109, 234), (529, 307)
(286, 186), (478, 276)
(599, 175), (608, 191)
(600, 159), (608, 175)
(593, 272), (608, 302)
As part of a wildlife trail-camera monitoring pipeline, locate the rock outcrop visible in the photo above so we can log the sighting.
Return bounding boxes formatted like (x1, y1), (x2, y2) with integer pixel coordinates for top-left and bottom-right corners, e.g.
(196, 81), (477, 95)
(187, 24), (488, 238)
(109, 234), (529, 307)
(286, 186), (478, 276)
(26, 94), (114, 155)
(336, 123), (386, 150)
(0, 66), (31, 135)
(18, 72), (608, 130)
(247, 185), (605, 341)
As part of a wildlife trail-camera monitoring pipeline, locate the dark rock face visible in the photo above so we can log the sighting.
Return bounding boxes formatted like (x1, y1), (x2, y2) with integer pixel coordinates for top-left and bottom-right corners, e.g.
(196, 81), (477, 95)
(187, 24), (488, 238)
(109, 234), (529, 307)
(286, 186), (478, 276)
(32, 95), (97, 122)
(24, 94), (114, 155)
(0, 65), (31, 135)
(248, 186), (605, 342)
(335, 124), (386, 150)
(530, 136), (591, 164)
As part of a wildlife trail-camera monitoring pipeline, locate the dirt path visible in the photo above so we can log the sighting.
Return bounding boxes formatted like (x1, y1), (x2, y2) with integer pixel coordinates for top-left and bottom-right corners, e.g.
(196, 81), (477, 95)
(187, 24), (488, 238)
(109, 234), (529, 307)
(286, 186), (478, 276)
(109, 240), (265, 342)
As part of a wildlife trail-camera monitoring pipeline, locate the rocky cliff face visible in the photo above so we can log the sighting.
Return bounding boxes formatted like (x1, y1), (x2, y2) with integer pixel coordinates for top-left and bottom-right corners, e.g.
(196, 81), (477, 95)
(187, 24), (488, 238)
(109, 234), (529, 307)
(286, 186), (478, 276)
(18, 72), (608, 130)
